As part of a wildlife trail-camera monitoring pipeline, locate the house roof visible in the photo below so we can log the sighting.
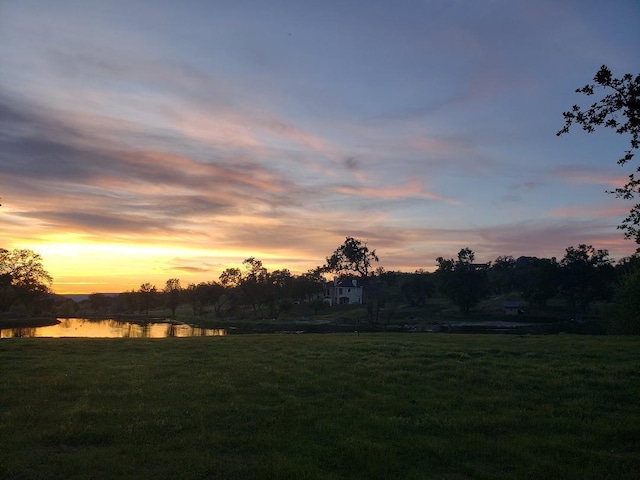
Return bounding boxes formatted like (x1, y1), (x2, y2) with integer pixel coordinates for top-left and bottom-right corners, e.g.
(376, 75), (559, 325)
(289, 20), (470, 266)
(502, 300), (521, 308)
(329, 277), (361, 288)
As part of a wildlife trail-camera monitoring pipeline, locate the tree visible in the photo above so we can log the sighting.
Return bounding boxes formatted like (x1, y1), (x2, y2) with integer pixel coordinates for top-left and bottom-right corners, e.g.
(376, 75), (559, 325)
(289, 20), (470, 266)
(239, 258), (269, 319)
(489, 256), (516, 295)
(185, 283), (200, 316)
(0, 272), (13, 312)
(513, 256), (559, 308)
(219, 259), (272, 319)
(219, 267), (243, 316)
(613, 269), (640, 334)
(267, 268), (294, 317)
(400, 270), (435, 307)
(164, 278), (182, 317)
(435, 248), (489, 316)
(185, 281), (227, 316)
(0, 248), (53, 312)
(364, 268), (402, 327)
(219, 267), (242, 288)
(137, 283), (157, 316)
(89, 293), (112, 315)
(56, 299), (77, 318)
(559, 244), (615, 317)
(202, 281), (229, 318)
(325, 237), (379, 278)
(291, 267), (325, 304)
(114, 290), (137, 315)
(557, 65), (640, 243)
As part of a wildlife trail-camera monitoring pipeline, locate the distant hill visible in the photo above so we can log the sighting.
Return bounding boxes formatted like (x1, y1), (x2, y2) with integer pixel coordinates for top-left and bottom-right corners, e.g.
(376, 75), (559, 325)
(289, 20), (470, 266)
(62, 293), (120, 302)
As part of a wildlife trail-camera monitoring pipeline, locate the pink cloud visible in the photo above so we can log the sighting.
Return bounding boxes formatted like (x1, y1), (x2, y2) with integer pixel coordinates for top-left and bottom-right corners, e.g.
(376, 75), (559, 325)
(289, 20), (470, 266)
(553, 166), (628, 188)
(547, 204), (630, 219)
(333, 180), (461, 205)
(256, 118), (328, 152)
(165, 108), (262, 150)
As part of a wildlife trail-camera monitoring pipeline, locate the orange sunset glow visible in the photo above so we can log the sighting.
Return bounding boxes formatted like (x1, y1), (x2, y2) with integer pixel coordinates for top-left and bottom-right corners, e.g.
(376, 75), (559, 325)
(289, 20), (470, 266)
(1, 1), (639, 294)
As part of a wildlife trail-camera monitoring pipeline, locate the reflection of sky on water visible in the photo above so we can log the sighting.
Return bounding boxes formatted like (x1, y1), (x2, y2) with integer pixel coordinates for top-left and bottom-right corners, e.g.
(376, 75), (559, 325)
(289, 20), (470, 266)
(0, 318), (227, 338)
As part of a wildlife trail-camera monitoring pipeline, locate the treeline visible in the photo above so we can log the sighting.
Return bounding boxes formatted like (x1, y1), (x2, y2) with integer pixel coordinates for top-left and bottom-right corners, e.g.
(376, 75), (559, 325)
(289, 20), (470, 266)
(1, 239), (639, 333)
(67, 262), (327, 321)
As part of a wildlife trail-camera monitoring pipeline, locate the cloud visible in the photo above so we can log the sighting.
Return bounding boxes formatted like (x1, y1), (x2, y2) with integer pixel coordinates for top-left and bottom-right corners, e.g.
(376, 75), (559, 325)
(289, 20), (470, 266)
(471, 220), (627, 260)
(333, 180), (460, 205)
(165, 264), (212, 275)
(552, 165), (628, 189)
(336, 218), (636, 272)
(500, 180), (543, 203)
(0, 95), (314, 242)
(344, 156), (359, 171)
(546, 204), (630, 220)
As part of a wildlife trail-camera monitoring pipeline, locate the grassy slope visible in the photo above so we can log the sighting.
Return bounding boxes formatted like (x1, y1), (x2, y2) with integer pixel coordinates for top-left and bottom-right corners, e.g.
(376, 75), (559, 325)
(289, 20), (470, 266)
(1, 334), (639, 479)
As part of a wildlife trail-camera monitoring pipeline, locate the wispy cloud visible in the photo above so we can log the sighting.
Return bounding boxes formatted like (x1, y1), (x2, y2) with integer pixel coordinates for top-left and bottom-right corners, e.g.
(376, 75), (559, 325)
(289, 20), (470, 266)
(546, 204), (630, 219)
(553, 166), (628, 189)
(498, 179), (546, 203)
(333, 180), (460, 205)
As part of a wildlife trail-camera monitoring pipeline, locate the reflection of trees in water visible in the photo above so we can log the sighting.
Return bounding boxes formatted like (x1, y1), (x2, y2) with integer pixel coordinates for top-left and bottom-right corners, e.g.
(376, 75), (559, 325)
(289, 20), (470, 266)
(166, 323), (180, 337)
(1, 319), (227, 338)
(165, 324), (228, 337)
(9, 327), (36, 338)
(58, 318), (72, 328)
(143, 322), (152, 338)
(121, 322), (153, 338)
(113, 319), (140, 338)
(59, 318), (89, 329)
(106, 319), (121, 328)
(192, 327), (223, 336)
(121, 323), (134, 338)
(189, 327), (226, 337)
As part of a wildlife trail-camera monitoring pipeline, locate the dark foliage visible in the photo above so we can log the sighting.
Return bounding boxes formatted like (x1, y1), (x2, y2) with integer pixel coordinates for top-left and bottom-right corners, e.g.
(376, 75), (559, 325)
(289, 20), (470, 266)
(558, 65), (640, 243)
(435, 248), (490, 315)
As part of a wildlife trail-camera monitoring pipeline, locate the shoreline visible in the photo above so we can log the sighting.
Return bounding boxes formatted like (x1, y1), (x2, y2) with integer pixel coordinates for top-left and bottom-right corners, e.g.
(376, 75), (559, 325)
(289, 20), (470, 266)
(0, 317), (61, 329)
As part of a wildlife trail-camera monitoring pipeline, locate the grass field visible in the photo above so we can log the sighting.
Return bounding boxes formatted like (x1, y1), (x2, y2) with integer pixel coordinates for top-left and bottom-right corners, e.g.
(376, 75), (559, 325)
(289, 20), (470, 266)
(1, 334), (639, 479)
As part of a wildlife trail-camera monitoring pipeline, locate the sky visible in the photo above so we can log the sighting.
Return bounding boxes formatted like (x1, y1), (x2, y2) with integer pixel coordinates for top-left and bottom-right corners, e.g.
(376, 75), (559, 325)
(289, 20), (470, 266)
(1, 0), (639, 294)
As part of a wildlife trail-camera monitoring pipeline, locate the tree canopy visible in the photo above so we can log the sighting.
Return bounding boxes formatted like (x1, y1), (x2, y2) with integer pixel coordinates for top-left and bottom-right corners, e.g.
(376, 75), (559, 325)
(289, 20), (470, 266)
(558, 244), (615, 317)
(435, 248), (489, 315)
(558, 65), (640, 243)
(0, 248), (53, 312)
(325, 236), (379, 278)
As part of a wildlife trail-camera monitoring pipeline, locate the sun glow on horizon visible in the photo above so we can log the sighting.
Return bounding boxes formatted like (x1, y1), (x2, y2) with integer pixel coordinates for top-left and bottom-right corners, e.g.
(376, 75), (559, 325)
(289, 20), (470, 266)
(17, 240), (321, 295)
(19, 242), (213, 294)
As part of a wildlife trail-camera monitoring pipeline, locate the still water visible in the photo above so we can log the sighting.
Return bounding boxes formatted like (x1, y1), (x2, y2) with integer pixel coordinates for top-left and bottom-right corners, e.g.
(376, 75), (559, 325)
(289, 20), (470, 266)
(0, 318), (227, 339)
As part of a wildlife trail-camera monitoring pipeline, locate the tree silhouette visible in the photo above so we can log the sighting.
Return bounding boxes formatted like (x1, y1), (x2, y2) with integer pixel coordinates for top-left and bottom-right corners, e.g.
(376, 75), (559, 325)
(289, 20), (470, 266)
(164, 278), (182, 317)
(0, 248), (52, 312)
(559, 244), (615, 317)
(558, 65), (640, 243)
(137, 283), (157, 316)
(325, 237), (379, 278)
(435, 248), (489, 316)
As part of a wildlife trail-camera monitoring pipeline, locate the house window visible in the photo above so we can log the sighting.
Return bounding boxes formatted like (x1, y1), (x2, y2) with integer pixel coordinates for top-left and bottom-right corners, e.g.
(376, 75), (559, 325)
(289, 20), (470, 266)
(338, 288), (343, 295)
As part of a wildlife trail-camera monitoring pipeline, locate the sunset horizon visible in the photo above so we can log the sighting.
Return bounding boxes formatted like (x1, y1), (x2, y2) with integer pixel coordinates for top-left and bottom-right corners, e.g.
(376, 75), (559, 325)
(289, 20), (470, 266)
(2, 1), (639, 295)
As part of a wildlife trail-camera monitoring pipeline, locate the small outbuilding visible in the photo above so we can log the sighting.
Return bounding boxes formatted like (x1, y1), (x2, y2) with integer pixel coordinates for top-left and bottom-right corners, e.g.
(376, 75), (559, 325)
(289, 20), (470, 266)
(502, 300), (523, 316)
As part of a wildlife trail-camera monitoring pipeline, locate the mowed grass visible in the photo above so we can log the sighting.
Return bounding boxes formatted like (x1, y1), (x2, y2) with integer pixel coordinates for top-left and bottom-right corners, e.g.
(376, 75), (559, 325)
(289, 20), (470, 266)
(0, 334), (639, 479)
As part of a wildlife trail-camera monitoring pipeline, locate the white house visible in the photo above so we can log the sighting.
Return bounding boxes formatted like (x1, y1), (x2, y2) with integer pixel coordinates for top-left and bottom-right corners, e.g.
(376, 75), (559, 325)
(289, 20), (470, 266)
(324, 277), (363, 305)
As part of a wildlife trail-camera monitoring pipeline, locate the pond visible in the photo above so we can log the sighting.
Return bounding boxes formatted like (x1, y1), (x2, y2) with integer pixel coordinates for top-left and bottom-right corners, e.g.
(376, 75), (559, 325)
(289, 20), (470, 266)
(0, 318), (227, 339)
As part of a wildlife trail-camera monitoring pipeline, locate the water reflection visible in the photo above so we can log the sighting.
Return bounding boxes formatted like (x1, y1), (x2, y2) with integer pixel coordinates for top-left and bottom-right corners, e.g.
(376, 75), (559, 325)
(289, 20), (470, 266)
(0, 318), (227, 338)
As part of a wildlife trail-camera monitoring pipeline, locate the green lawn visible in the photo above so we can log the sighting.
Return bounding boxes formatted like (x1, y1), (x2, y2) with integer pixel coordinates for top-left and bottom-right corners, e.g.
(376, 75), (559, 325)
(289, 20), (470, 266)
(1, 334), (639, 479)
